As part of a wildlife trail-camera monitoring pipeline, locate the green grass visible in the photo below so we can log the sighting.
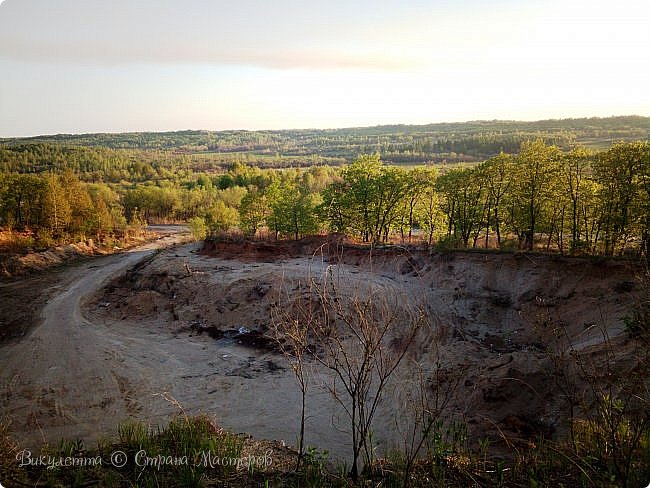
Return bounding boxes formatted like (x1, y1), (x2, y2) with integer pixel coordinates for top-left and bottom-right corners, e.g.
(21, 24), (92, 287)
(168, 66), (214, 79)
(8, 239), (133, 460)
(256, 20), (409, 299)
(3, 409), (650, 487)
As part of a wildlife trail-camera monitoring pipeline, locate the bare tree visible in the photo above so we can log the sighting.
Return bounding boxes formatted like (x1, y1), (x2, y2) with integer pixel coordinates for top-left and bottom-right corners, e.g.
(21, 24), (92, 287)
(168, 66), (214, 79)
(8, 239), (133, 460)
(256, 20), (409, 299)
(307, 264), (424, 480)
(271, 278), (314, 470)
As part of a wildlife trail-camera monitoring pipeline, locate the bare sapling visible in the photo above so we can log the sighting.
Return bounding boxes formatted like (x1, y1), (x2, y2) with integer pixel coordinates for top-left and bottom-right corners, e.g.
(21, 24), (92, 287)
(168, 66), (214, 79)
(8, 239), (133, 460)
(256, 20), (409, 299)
(271, 277), (313, 470)
(308, 263), (424, 480)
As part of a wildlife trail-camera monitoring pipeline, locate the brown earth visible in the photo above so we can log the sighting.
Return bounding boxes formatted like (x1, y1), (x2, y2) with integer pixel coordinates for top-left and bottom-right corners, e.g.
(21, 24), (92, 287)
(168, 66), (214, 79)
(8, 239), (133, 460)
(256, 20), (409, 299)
(0, 234), (643, 466)
(0, 225), (193, 343)
(198, 238), (643, 453)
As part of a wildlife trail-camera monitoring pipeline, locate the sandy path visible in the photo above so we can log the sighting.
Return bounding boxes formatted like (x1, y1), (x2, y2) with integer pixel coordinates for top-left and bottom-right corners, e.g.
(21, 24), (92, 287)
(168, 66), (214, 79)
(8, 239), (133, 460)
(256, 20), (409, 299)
(0, 228), (196, 447)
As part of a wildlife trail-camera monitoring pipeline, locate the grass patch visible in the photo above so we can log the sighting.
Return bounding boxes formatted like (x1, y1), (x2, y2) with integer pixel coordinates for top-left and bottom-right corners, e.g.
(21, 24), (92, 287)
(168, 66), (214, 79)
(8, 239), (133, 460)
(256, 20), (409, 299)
(3, 411), (650, 487)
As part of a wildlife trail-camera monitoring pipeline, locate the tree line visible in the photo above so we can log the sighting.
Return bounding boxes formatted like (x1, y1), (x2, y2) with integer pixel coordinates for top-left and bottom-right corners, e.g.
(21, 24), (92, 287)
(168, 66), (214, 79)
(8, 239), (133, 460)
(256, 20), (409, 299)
(1, 140), (649, 256)
(191, 140), (649, 257)
(319, 141), (649, 255)
(0, 171), (127, 246)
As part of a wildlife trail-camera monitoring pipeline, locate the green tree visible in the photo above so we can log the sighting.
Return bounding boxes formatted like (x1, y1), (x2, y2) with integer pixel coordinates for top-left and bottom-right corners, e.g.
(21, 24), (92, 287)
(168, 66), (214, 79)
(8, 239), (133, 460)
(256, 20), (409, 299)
(188, 216), (208, 240)
(594, 141), (649, 255)
(560, 147), (595, 253)
(414, 179), (443, 246)
(268, 178), (319, 240)
(123, 185), (181, 223)
(320, 154), (408, 242)
(87, 184), (127, 237)
(401, 167), (437, 243)
(634, 142), (650, 255)
(436, 168), (485, 247)
(218, 186), (247, 209)
(336, 154), (382, 242)
(508, 139), (562, 250)
(60, 171), (94, 237)
(43, 174), (71, 237)
(371, 166), (409, 242)
(479, 152), (513, 247)
(0, 174), (48, 230)
(239, 187), (269, 237)
(206, 200), (239, 233)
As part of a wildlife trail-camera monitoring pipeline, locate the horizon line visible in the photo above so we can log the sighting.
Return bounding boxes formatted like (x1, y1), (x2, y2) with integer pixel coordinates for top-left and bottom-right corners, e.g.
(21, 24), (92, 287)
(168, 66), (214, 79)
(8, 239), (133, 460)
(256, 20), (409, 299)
(1, 114), (648, 140)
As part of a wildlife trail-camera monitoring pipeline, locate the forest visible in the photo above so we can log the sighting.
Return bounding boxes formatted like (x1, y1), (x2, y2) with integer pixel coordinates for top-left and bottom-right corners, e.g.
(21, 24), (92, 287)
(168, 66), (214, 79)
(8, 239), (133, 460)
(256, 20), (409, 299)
(2, 115), (647, 166)
(0, 116), (648, 256)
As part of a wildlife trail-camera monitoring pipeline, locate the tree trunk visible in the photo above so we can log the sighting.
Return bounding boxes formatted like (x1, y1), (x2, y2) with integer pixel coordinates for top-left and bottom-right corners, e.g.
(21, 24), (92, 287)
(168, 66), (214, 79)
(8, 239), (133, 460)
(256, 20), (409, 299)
(528, 198), (536, 251)
(495, 205), (501, 247)
(571, 198), (578, 253)
(296, 382), (306, 470)
(485, 203), (491, 248)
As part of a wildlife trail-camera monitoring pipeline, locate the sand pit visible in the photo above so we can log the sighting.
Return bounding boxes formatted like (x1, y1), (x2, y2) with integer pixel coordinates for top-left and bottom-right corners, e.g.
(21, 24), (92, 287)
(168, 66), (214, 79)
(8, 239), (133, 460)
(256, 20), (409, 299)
(0, 235), (642, 465)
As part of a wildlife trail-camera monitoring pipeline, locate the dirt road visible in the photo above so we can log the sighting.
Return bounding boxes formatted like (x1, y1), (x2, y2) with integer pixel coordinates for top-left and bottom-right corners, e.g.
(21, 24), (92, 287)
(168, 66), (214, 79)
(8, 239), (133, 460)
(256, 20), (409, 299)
(0, 227), (198, 447)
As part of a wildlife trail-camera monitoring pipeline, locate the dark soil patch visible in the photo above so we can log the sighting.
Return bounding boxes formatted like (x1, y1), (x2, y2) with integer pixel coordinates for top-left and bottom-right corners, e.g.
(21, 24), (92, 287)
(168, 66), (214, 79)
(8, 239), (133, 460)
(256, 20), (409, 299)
(0, 269), (66, 345)
(201, 234), (347, 262)
(189, 321), (279, 352)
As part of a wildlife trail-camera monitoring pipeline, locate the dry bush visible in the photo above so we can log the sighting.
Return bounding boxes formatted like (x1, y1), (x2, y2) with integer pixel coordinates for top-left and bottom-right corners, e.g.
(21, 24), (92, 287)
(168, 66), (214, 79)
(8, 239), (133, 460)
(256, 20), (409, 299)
(271, 254), (426, 481)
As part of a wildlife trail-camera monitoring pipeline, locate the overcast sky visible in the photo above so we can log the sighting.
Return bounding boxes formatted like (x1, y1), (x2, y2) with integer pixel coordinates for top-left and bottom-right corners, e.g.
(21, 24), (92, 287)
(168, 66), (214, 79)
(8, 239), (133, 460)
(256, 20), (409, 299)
(0, 0), (648, 137)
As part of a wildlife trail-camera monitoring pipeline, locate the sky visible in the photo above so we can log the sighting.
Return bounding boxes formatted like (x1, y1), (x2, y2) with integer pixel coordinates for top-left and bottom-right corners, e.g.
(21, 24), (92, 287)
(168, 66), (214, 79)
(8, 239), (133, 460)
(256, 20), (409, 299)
(0, 0), (649, 137)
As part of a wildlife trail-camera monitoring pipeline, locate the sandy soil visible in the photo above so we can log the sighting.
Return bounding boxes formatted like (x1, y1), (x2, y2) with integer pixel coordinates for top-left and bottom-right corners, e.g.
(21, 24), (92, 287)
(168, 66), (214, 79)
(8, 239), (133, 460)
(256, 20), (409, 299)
(0, 235), (642, 465)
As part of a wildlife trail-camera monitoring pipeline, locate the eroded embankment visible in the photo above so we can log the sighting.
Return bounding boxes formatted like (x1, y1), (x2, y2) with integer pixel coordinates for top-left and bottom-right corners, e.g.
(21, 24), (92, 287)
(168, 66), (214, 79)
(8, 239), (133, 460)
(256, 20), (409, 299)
(202, 236), (639, 348)
(84, 237), (642, 456)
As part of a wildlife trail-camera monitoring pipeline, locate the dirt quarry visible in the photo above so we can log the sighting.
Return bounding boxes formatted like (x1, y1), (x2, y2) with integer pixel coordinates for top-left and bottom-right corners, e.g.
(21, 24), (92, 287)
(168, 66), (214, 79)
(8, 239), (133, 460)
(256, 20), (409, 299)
(0, 234), (643, 464)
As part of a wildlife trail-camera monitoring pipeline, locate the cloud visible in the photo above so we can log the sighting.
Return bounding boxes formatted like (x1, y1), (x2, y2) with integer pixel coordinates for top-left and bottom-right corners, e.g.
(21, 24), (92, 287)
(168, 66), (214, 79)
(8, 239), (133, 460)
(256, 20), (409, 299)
(0, 0), (413, 70)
